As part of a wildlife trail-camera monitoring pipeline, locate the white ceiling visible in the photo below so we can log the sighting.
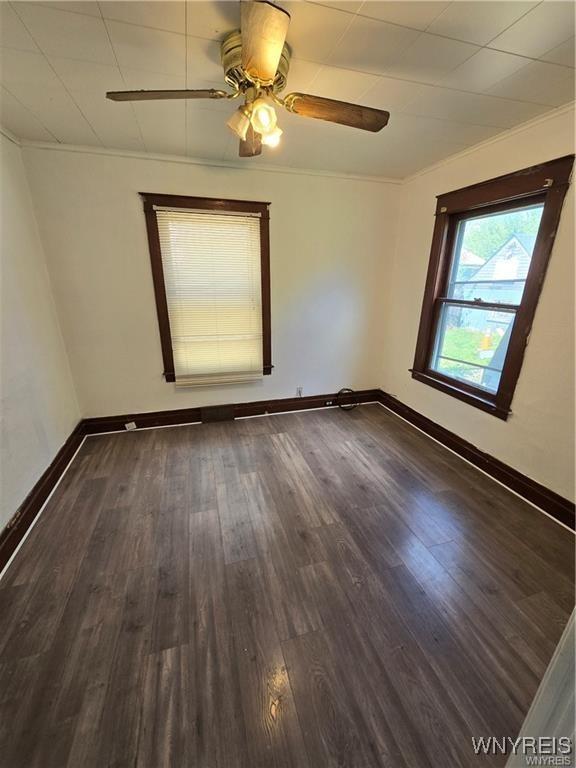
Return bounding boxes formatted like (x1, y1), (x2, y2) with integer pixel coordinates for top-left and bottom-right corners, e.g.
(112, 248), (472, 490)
(0, 0), (574, 178)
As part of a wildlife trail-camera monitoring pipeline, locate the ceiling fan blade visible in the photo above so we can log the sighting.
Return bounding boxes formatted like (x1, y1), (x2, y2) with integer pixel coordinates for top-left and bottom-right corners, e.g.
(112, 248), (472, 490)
(283, 93), (390, 132)
(106, 89), (227, 102)
(241, 0), (290, 85)
(239, 125), (262, 157)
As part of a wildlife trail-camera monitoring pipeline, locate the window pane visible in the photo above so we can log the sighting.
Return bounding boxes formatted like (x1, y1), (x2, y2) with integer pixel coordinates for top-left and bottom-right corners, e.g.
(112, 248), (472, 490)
(430, 304), (515, 393)
(447, 203), (544, 305)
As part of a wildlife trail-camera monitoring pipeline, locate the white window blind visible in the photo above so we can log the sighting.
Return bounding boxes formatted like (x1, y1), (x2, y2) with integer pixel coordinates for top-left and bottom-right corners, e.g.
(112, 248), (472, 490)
(155, 207), (263, 386)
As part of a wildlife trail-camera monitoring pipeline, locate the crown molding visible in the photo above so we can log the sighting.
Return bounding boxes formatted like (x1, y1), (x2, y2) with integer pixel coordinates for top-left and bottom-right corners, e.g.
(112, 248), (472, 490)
(18, 140), (403, 185)
(402, 102), (575, 185)
(12, 102), (574, 184)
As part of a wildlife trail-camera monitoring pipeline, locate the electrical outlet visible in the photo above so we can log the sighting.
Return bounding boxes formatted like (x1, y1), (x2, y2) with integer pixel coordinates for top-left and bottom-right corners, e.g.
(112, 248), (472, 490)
(326, 400), (333, 406)
(125, 421), (137, 431)
(296, 386), (303, 398)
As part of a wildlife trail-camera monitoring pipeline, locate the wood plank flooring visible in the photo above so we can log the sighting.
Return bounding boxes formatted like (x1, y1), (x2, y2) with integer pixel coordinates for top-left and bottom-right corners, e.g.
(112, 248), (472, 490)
(0, 404), (573, 767)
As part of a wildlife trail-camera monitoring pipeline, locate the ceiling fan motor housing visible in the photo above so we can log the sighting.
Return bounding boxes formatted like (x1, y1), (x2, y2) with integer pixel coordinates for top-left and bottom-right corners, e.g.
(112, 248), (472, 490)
(221, 29), (291, 93)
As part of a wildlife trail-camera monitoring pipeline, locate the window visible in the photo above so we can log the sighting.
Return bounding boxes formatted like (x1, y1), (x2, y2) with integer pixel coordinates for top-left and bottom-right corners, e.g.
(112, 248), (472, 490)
(412, 155), (573, 419)
(141, 194), (271, 385)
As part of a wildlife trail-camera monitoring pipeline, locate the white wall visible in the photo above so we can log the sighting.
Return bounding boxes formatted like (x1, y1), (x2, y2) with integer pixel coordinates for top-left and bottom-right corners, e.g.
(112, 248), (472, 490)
(22, 147), (399, 416)
(0, 133), (79, 530)
(381, 106), (575, 501)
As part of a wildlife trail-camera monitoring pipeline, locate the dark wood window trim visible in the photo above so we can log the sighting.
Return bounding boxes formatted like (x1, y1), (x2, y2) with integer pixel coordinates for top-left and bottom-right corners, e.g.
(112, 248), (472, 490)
(140, 193), (272, 383)
(412, 155), (574, 420)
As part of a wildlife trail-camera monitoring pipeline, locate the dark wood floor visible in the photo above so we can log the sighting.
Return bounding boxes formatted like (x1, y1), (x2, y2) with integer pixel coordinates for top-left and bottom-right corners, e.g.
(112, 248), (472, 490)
(0, 404), (573, 767)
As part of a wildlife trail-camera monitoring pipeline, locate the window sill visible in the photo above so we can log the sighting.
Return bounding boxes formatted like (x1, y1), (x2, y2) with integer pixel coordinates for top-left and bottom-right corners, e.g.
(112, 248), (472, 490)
(411, 370), (510, 420)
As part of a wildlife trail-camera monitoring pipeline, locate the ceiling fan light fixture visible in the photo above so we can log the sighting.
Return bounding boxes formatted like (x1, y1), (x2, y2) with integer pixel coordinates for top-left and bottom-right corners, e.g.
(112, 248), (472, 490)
(261, 126), (282, 148)
(250, 97), (277, 135)
(227, 104), (252, 140)
(105, 0), (391, 159)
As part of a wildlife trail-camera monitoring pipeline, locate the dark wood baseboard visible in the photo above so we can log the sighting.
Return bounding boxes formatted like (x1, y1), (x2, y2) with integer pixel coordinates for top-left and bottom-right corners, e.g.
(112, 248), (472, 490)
(2, 386), (572, 574)
(377, 391), (575, 530)
(0, 421), (86, 572)
(82, 389), (382, 434)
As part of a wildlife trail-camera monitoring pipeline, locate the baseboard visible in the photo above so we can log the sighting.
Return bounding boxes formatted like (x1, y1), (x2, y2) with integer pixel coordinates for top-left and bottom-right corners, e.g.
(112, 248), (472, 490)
(377, 391), (575, 531)
(82, 389), (381, 433)
(0, 422), (86, 573)
(2, 385), (572, 574)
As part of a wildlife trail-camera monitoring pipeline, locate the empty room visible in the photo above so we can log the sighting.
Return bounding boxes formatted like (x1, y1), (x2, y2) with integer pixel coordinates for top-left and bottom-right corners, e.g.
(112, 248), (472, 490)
(1, 0), (575, 766)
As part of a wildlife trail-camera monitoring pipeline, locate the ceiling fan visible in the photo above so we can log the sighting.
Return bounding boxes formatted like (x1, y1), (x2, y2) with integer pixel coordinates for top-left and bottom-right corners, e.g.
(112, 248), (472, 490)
(106, 0), (390, 157)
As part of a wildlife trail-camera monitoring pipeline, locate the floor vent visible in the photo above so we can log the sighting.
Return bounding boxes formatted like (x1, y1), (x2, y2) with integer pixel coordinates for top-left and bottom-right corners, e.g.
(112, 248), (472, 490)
(200, 405), (235, 423)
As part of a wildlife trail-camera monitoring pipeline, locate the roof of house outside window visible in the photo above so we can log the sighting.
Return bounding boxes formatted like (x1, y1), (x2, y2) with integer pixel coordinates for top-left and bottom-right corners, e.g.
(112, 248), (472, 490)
(469, 234), (536, 282)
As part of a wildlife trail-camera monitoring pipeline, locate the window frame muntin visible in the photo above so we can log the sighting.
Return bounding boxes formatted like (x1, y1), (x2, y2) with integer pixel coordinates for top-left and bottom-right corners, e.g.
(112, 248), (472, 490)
(140, 193), (272, 383)
(411, 155), (574, 420)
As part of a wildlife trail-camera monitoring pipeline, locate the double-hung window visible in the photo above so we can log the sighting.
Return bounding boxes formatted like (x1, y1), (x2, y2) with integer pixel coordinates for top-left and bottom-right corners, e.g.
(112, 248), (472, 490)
(412, 156), (573, 419)
(142, 194), (271, 386)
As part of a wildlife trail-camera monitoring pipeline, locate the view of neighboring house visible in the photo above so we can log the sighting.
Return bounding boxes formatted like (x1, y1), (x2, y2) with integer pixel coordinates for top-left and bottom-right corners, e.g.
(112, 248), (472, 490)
(478, 234), (537, 389)
(457, 247), (485, 280)
(471, 233), (536, 294)
(456, 233), (537, 303)
(439, 233), (538, 393)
